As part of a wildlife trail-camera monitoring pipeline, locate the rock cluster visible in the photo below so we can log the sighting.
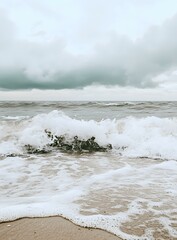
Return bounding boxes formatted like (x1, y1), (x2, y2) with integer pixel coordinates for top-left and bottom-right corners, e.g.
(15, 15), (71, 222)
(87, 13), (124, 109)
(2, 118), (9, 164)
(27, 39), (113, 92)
(24, 144), (51, 154)
(23, 130), (112, 155)
(45, 129), (112, 153)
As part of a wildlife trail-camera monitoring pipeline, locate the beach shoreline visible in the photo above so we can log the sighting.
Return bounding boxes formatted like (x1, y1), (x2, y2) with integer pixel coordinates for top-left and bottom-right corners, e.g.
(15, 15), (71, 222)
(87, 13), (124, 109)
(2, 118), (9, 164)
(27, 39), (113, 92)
(0, 216), (121, 240)
(1, 103), (177, 240)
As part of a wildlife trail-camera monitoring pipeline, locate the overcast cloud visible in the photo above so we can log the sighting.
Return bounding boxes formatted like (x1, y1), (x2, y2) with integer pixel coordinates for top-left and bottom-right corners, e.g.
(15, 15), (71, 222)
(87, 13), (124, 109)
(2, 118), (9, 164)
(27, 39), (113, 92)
(0, 0), (177, 95)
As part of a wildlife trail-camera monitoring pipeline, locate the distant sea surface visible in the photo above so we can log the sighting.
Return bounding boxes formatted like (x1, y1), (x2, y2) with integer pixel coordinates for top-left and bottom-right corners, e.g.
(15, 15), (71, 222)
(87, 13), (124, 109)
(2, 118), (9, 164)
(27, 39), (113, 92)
(0, 101), (177, 240)
(0, 101), (177, 120)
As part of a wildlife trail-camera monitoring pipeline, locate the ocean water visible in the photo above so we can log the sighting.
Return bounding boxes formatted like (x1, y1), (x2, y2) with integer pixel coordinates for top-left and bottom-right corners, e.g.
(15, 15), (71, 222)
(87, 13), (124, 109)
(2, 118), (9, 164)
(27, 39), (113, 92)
(0, 101), (177, 240)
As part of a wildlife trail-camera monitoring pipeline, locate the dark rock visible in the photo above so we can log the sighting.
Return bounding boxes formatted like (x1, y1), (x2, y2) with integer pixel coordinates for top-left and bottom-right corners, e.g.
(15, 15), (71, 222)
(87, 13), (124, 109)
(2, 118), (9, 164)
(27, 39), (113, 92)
(60, 143), (73, 152)
(80, 140), (90, 151)
(71, 136), (82, 152)
(45, 129), (53, 139)
(107, 144), (112, 150)
(24, 144), (51, 154)
(11, 131), (113, 156)
(6, 153), (19, 157)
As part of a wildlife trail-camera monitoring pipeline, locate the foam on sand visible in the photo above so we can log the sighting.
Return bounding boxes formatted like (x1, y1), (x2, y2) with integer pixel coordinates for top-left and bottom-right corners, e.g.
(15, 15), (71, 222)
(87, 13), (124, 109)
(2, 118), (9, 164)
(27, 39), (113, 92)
(0, 111), (177, 239)
(0, 153), (177, 239)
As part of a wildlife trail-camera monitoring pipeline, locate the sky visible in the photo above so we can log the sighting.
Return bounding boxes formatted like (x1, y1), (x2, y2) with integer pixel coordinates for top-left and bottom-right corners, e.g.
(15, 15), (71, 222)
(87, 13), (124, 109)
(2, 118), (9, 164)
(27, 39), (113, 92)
(0, 0), (177, 100)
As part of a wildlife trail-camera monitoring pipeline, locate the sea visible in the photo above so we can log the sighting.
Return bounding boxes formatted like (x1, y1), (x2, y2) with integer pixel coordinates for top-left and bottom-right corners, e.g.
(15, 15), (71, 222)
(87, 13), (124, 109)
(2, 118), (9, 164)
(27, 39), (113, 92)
(0, 101), (177, 240)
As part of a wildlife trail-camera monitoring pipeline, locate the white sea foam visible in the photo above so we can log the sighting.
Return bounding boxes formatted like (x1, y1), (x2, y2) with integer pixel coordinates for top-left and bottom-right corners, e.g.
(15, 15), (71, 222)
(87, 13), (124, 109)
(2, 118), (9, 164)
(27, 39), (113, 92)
(1, 116), (29, 120)
(0, 154), (177, 239)
(0, 110), (177, 160)
(99, 102), (136, 107)
(1, 111), (177, 239)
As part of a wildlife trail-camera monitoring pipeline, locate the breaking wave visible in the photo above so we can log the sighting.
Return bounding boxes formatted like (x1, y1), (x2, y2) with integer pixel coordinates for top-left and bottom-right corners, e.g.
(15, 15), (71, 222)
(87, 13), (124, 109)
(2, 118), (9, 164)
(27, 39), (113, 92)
(1, 109), (177, 239)
(0, 110), (177, 160)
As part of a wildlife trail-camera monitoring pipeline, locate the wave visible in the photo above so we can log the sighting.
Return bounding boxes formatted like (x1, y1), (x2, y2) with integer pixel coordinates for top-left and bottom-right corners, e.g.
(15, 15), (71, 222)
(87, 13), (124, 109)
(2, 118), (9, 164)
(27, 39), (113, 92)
(0, 101), (99, 110)
(1, 110), (177, 239)
(96, 101), (172, 109)
(0, 101), (38, 108)
(1, 116), (29, 120)
(0, 110), (177, 160)
(0, 101), (176, 112)
(96, 102), (133, 107)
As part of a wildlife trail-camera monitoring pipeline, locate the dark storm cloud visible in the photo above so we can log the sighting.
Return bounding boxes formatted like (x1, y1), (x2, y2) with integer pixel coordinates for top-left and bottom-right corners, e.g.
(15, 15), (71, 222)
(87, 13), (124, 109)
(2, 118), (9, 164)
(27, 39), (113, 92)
(0, 11), (177, 90)
(0, 67), (128, 90)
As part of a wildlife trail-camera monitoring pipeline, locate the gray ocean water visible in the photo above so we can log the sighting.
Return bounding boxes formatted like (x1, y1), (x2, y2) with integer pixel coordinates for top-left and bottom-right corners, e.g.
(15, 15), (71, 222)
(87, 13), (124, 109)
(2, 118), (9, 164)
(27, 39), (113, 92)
(1, 101), (177, 239)
(0, 101), (177, 120)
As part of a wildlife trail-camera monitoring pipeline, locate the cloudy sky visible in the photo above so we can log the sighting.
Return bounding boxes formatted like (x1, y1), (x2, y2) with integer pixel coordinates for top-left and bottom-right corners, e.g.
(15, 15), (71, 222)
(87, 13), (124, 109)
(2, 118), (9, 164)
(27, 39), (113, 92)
(1, 0), (177, 100)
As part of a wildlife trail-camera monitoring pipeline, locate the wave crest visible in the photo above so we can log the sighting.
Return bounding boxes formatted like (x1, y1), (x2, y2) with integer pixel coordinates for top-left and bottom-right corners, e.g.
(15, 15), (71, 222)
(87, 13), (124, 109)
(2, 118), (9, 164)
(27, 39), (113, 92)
(0, 110), (177, 160)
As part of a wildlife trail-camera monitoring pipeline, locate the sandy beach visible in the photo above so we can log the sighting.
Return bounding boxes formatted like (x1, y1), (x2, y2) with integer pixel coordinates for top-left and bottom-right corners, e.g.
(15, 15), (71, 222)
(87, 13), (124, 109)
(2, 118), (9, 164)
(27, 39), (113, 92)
(1, 103), (177, 240)
(0, 216), (121, 240)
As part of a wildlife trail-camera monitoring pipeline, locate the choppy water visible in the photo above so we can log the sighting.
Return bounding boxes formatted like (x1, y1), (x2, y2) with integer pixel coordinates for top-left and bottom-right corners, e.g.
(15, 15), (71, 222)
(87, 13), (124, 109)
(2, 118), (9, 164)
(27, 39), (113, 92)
(1, 101), (177, 120)
(0, 101), (177, 240)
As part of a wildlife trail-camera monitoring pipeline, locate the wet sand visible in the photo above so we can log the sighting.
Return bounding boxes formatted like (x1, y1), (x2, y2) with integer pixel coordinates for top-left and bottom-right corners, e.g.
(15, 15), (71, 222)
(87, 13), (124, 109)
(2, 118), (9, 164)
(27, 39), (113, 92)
(0, 216), (121, 240)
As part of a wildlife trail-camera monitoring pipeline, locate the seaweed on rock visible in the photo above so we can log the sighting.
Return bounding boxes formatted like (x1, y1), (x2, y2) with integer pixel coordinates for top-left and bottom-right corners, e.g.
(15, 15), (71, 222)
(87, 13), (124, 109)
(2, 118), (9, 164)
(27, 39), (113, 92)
(23, 130), (112, 155)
